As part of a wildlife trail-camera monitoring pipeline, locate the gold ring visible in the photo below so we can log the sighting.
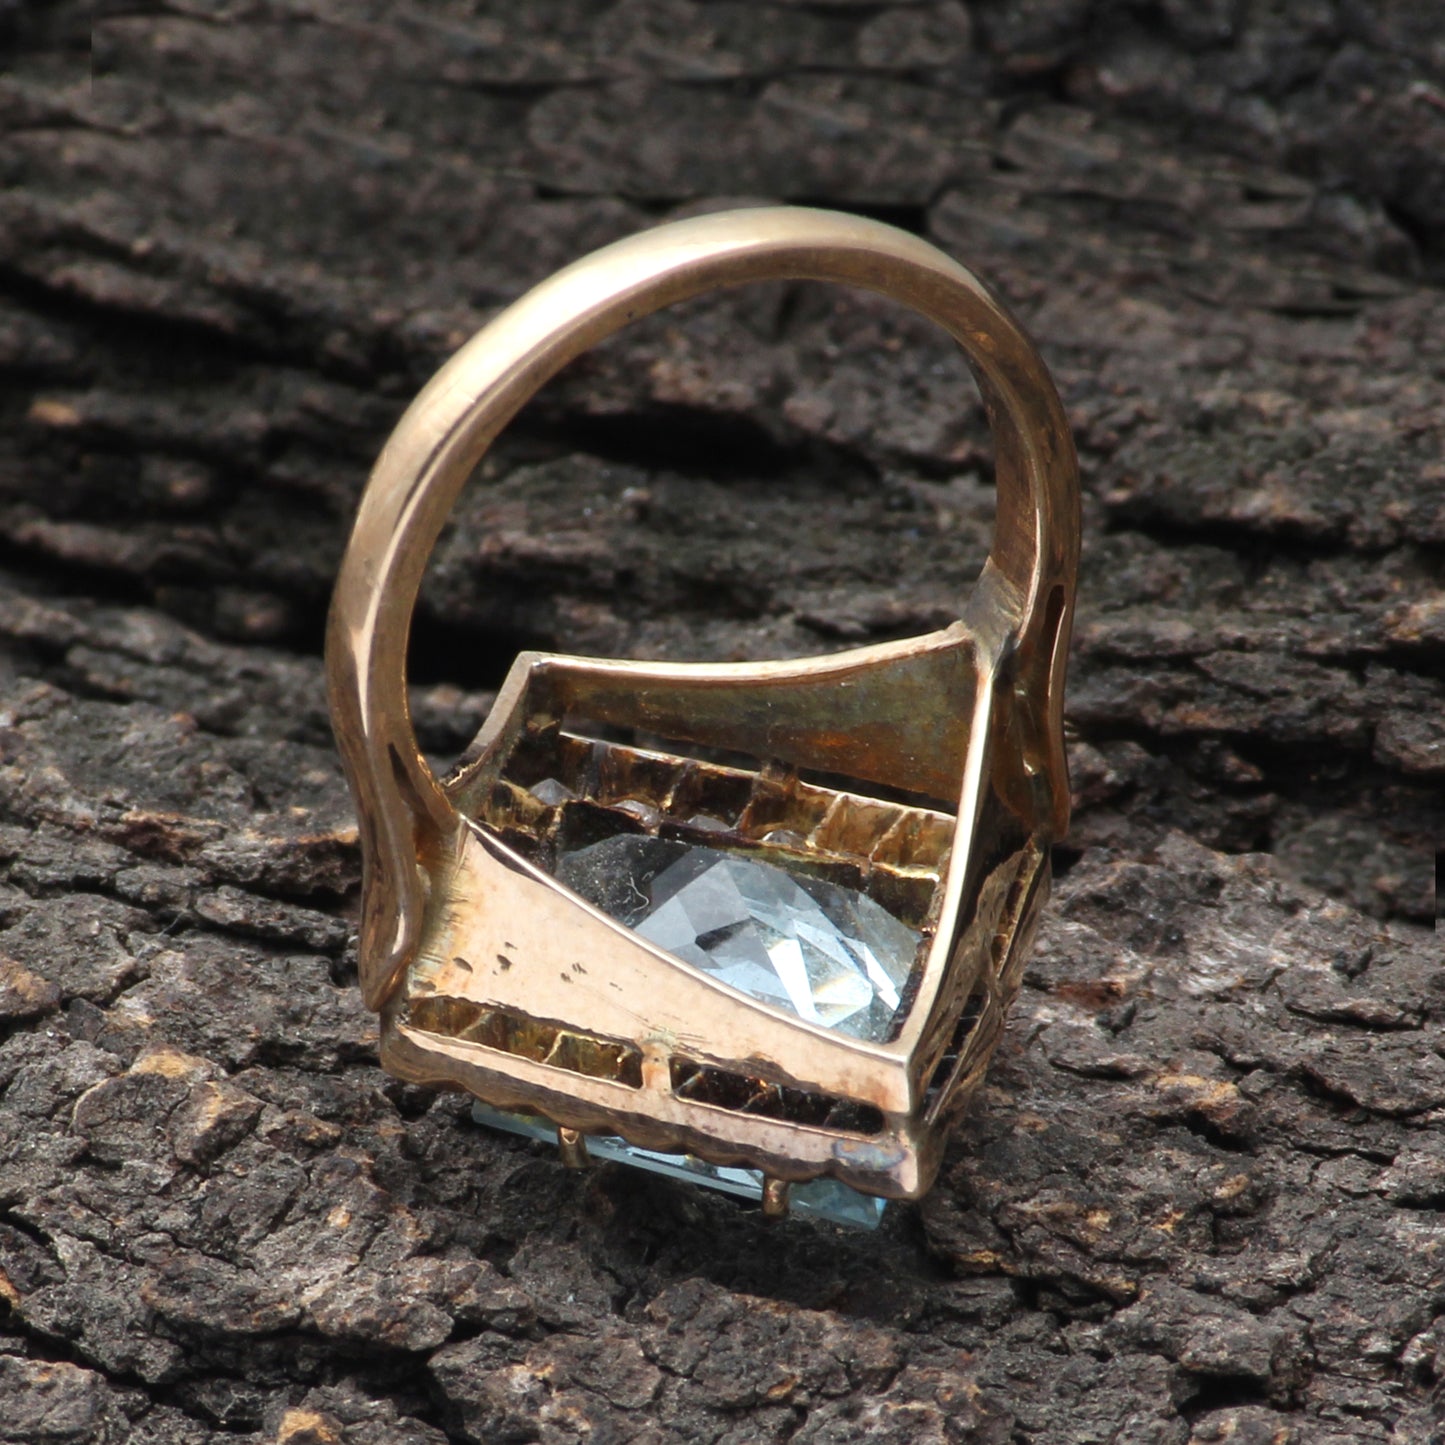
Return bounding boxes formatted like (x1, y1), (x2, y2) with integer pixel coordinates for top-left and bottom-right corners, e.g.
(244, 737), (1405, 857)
(326, 207), (1079, 1225)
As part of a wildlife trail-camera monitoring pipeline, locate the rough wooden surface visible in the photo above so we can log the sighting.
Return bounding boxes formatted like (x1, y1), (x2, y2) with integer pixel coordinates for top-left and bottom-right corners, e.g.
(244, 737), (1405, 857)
(1, 3), (1442, 1442)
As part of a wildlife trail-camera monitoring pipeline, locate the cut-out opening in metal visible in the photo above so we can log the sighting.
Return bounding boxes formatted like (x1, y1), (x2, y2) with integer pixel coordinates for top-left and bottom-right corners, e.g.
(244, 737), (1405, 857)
(455, 727), (952, 935)
(669, 1055), (886, 1137)
(920, 992), (985, 1114)
(407, 996), (644, 1088)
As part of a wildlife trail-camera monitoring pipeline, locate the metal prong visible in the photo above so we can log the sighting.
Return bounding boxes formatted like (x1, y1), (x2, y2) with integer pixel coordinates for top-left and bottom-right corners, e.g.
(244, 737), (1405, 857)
(761, 1177), (790, 1220)
(557, 1126), (589, 1169)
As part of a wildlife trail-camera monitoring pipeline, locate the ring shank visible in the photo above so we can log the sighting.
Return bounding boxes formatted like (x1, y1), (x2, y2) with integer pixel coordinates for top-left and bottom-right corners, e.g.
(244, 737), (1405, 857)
(326, 206), (1079, 1008)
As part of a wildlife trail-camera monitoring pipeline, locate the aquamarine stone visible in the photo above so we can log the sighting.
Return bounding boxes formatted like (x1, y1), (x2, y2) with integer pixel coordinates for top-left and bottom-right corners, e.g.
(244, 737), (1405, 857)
(470, 835), (919, 1227)
(556, 836), (920, 1043)
(472, 1103), (887, 1230)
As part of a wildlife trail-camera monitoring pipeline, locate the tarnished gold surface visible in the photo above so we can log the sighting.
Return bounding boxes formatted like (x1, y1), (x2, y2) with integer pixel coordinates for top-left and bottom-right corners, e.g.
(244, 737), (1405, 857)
(326, 207), (1079, 1206)
(557, 1127), (589, 1171)
(761, 1178), (791, 1221)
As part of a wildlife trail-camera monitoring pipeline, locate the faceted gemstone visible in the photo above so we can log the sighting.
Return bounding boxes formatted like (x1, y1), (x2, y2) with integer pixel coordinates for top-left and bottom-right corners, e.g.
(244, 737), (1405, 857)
(528, 777), (575, 806)
(556, 835), (920, 1043)
(472, 1103), (888, 1230)
(471, 833), (920, 1226)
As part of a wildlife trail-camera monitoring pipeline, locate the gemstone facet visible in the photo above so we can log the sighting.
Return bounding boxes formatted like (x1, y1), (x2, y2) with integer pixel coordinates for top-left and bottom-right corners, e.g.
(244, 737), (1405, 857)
(472, 1103), (888, 1229)
(556, 835), (920, 1043)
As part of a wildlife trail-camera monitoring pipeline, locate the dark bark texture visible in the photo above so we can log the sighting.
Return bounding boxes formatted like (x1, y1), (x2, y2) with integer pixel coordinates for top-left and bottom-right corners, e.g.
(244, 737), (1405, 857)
(1, 2), (1442, 1441)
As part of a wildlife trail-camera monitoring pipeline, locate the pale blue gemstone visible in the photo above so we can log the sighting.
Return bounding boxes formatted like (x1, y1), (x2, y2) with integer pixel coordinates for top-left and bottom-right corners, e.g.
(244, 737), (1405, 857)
(469, 833), (919, 1228)
(557, 836), (920, 1043)
(472, 1103), (887, 1230)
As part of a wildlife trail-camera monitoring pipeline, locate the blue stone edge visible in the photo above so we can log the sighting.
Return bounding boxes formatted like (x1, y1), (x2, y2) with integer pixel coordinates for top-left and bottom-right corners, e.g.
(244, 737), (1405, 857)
(471, 1102), (887, 1231)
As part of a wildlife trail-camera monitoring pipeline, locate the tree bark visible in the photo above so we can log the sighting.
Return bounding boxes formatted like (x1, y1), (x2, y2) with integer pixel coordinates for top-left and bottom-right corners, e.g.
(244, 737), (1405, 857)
(0, 3), (1440, 1442)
